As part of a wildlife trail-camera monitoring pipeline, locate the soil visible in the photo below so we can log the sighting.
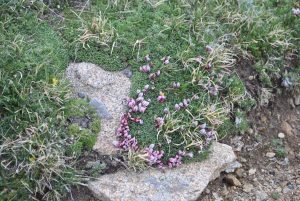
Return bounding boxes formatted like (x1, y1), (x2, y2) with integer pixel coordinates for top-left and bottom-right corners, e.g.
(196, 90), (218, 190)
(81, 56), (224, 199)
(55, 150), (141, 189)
(200, 79), (300, 200)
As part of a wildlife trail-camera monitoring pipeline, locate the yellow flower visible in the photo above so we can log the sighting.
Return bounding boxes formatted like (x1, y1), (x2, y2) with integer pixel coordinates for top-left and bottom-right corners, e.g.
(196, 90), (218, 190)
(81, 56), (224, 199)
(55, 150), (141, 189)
(52, 78), (59, 86)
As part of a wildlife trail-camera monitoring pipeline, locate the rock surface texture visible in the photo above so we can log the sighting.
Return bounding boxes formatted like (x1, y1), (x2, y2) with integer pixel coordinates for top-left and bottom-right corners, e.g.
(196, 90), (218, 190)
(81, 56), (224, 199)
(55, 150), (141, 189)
(66, 62), (131, 155)
(88, 142), (236, 201)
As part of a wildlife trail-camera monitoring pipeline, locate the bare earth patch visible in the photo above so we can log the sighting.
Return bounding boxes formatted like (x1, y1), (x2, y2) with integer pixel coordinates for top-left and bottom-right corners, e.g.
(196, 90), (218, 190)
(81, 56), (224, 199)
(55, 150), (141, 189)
(200, 92), (300, 201)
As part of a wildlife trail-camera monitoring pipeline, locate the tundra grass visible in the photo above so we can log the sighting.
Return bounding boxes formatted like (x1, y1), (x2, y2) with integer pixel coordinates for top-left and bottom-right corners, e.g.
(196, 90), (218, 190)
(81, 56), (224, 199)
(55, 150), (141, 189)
(0, 2), (100, 200)
(58, 0), (299, 165)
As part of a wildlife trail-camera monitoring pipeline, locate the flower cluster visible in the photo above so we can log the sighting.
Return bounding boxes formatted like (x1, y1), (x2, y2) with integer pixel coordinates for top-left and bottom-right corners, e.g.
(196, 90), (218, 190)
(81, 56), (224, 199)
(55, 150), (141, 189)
(144, 144), (164, 167)
(161, 56), (170, 65)
(174, 99), (191, 111)
(168, 150), (185, 168)
(172, 82), (180, 89)
(127, 92), (150, 113)
(199, 123), (216, 144)
(149, 70), (161, 80)
(113, 114), (139, 151)
(140, 63), (152, 73)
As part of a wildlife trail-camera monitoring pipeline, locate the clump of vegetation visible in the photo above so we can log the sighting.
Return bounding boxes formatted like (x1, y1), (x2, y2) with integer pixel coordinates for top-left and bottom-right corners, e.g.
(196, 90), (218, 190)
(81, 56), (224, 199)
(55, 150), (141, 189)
(0, 2), (100, 200)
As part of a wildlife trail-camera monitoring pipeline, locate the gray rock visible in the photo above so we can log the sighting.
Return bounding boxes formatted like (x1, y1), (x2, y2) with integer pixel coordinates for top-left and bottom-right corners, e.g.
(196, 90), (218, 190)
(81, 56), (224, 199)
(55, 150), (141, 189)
(243, 183), (254, 193)
(78, 92), (87, 98)
(255, 191), (268, 201)
(66, 62), (131, 155)
(122, 67), (133, 78)
(212, 192), (223, 201)
(225, 161), (242, 173)
(294, 93), (300, 106)
(283, 186), (291, 194)
(88, 142), (236, 201)
(89, 98), (112, 119)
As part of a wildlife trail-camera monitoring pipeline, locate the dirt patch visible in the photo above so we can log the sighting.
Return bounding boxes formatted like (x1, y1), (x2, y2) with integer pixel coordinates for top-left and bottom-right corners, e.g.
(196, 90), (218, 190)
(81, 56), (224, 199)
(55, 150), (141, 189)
(200, 91), (300, 200)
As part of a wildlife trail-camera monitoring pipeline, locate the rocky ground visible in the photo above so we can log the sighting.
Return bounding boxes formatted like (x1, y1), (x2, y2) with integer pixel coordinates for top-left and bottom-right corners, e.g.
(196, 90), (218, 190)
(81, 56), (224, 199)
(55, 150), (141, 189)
(201, 92), (300, 201)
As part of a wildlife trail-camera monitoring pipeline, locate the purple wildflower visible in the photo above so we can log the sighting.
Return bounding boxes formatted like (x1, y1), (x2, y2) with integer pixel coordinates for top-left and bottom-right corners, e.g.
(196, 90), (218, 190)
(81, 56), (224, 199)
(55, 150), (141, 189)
(292, 8), (300, 16)
(168, 151), (185, 168)
(144, 144), (164, 166)
(144, 54), (151, 62)
(157, 92), (166, 103)
(162, 56), (170, 65)
(174, 104), (180, 111)
(172, 82), (180, 89)
(155, 117), (164, 128)
(140, 64), (151, 73)
(205, 45), (213, 53)
(163, 108), (169, 114)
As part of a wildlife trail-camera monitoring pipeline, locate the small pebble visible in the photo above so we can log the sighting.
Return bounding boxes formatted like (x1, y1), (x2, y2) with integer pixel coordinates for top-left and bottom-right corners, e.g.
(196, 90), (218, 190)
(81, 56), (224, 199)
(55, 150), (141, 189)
(243, 183), (254, 193)
(248, 75), (255, 80)
(78, 92), (87, 98)
(266, 152), (276, 158)
(248, 168), (256, 175)
(278, 132), (285, 139)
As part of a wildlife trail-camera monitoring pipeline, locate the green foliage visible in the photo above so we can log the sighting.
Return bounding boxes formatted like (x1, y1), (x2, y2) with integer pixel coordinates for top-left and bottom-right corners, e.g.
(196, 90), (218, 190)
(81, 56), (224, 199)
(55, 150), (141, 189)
(0, 4), (98, 200)
(271, 139), (287, 158)
(54, 0), (298, 165)
(234, 110), (249, 134)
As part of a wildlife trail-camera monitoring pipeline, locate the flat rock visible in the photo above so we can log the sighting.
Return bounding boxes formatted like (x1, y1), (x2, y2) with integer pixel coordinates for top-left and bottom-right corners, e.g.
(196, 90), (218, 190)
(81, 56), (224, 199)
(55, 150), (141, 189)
(66, 62), (131, 155)
(89, 98), (112, 119)
(88, 142), (236, 201)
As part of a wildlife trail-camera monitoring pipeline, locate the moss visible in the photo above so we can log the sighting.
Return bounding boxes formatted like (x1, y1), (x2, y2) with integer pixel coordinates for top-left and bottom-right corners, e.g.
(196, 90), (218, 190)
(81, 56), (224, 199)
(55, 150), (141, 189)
(67, 124), (81, 136)
(64, 99), (91, 118)
(79, 129), (97, 149)
(66, 141), (83, 157)
(91, 119), (101, 133)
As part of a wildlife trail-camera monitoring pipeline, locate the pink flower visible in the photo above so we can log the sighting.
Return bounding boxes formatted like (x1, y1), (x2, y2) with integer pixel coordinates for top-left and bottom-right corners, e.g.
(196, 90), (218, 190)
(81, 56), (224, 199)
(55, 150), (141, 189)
(194, 56), (203, 64)
(144, 54), (151, 62)
(199, 123), (207, 129)
(183, 99), (189, 107)
(162, 56), (170, 65)
(141, 100), (150, 107)
(204, 62), (212, 71)
(149, 73), (156, 80)
(155, 117), (164, 128)
(172, 82), (180, 89)
(205, 45), (213, 53)
(192, 94), (199, 100)
(138, 104), (147, 113)
(144, 144), (164, 166)
(140, 64), (151, 73)
(163, 108), (169, 114)
(174, 104), (180, 111)
(292, 8), (300, 16)
(168, 151), (185, 168)
(143, 84), (150, 92)
(157, 92), (166, 103)
(156, 70), (161, 76)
